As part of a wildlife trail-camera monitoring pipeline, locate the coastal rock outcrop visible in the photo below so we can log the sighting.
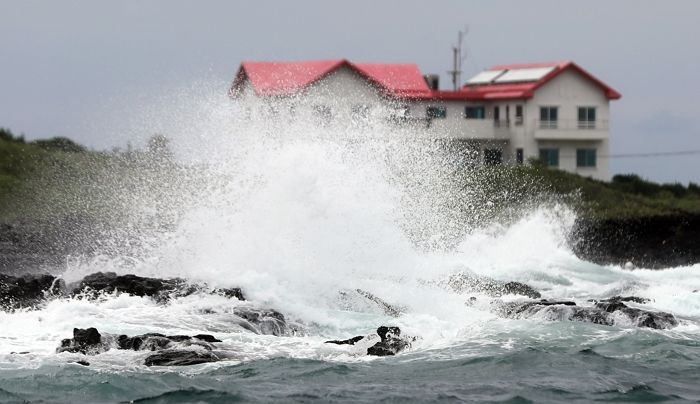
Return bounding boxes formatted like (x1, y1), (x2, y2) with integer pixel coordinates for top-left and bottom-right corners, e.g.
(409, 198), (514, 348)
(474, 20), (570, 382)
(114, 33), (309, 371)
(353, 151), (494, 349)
(498, 297), (677, 329)
(144, 350), (220, 367)
(367, 326), (410, 356)
(56, 327), (225, 366)
(0, 271), (246, 312)
(445, 273), (541, 299)
(325, 326), (413, 356)
(70, 272), (245, 302)
(57, 327), (106, 354)
(0, 273), (63, 310)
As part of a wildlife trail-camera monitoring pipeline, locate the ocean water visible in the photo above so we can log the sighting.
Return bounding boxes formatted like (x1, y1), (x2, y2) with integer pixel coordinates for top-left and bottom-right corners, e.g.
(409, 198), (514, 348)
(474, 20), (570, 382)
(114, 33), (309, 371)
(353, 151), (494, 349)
(1, 89), (699, 403)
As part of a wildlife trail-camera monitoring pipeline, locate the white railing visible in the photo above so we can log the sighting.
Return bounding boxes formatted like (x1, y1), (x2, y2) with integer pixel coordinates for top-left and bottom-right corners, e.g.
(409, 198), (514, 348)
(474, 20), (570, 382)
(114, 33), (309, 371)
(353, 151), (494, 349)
(535, 119), (609, 130)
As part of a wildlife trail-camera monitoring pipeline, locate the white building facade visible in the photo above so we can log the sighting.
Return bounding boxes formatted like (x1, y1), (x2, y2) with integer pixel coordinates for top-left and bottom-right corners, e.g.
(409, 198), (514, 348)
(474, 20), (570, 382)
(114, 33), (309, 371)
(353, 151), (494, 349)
(230, 60), (620, 180)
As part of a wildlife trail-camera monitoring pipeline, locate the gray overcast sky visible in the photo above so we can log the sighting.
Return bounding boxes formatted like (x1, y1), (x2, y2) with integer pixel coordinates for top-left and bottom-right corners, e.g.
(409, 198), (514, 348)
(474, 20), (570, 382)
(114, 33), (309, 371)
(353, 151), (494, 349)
(1, 0), (699, 183)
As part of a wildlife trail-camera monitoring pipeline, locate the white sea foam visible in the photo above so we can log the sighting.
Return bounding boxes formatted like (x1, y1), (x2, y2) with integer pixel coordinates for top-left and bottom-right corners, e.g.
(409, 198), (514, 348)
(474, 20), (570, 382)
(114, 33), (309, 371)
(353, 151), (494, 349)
(2, 83), (699, 368)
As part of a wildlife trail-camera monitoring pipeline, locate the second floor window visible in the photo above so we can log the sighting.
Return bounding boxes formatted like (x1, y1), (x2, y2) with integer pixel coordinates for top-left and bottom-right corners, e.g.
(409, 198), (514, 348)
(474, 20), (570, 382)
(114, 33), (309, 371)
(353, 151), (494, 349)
(578, 107), (596, 129)
(465, 106), (485, 119)
(540, 106), (558, 128)
(427, 106), (447, 119)
(515, 105), (523, 125)
(351, 104), (371, 126)
(313, 105), (332, 126)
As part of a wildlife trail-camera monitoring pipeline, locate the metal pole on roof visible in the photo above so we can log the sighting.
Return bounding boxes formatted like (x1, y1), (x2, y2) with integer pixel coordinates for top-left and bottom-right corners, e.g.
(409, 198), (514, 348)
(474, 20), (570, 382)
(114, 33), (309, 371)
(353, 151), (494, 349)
(448, 28), (468, 91)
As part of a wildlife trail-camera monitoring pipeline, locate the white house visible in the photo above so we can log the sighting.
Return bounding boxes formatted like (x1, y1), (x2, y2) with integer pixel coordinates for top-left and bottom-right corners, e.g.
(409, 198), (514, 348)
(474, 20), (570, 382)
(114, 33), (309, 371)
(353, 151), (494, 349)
(229, 59), (621, 180)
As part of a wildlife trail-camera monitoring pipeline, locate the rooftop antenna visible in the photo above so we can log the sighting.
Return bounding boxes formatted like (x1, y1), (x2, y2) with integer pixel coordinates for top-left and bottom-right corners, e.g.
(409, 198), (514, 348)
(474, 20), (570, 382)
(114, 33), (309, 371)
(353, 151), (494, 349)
(448, 27), (469, 90)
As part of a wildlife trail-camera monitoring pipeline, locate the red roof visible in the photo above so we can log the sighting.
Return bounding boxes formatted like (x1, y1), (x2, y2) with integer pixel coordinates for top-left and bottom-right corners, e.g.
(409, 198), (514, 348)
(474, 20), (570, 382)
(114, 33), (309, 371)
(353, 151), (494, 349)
(230, 59), (620, 102)
(462, 61), (621, 101)
(230, 59), (431, 99)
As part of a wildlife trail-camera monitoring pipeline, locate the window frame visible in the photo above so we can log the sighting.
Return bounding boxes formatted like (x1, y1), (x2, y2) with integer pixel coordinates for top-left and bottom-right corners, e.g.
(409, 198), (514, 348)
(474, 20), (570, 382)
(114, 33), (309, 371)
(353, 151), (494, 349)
(539, 148), (560, 167)
(427, 105), (447, 119)
(577, 106), (596, 129)
(539, 106), (559, 129)
(576, 148), (597, 167)
(464, 105), (486, 119)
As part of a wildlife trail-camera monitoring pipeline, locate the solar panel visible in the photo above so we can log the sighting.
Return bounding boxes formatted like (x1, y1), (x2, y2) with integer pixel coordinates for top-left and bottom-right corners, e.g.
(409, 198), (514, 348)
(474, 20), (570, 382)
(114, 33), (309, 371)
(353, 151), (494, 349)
(466, 70), (505, 84)
(494, 67), (555, 83)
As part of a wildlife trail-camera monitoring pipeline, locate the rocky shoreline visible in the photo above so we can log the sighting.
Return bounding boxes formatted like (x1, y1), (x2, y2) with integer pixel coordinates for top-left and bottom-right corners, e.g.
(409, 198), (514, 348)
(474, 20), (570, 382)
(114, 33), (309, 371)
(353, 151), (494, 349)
(0, 270), (684, 366)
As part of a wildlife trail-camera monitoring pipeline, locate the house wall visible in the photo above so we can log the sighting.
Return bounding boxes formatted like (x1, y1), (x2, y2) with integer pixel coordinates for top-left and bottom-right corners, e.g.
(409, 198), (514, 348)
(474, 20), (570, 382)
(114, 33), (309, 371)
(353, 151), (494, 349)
(235, 65), (613, 179)
(525, 69), (611, 180)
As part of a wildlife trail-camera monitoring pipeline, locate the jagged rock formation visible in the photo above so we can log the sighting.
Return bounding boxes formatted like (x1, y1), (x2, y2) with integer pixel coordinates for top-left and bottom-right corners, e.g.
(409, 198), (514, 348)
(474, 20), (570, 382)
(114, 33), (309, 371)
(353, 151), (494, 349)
(498, 296), (677, 329)
(444, 272), (541, 299)
(325, 326), (413, 356)
(56, 327), (224, 366)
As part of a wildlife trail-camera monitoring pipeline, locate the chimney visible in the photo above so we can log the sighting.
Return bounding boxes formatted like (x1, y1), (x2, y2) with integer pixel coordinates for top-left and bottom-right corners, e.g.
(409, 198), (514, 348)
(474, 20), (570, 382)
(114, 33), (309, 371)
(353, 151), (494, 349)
(423, 74), (439, 91)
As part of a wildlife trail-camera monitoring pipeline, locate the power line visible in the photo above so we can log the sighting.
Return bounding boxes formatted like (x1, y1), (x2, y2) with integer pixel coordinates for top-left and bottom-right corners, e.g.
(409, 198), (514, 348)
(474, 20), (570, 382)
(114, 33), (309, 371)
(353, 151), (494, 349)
(604, 149), (700, 159)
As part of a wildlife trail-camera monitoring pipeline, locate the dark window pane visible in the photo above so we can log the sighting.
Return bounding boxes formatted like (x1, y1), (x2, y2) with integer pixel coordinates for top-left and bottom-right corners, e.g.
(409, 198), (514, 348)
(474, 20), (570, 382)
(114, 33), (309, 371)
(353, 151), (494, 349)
(427, 106), (447, 119)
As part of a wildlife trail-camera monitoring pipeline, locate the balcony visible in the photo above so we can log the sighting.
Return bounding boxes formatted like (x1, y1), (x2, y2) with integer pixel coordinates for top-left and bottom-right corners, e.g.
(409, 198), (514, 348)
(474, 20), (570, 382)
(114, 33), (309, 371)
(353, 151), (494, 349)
(534, 119), (609, 140)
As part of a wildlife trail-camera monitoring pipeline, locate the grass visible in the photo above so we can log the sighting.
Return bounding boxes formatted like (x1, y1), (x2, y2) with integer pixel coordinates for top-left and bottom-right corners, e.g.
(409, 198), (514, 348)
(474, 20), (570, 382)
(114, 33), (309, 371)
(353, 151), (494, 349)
(1, 127), (699, 224)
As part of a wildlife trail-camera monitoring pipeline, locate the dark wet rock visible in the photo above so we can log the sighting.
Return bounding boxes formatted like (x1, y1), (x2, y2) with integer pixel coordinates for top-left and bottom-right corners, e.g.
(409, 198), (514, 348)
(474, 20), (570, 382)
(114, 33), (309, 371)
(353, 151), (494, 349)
(144, 350), (220, 366)
(193, 334), (222, 343)
(116, 333), (221, 351)
(571, 214), (700, 269)
(500, 299), (677, 329)
(502, 282), (542, 299)
(71, 272), (184, 301)
(73, 360), (90, 366)
(445, 273), (541, 299)
(0, 273), (64, 310)
(212, 287), (245, 301)
(354, 289), (404, 317)
(325, 336), (364, 345)
(59, 328), (223, 355)
(57, 327), (104, 354)
(599, 295), (651, 305)
(69, 272), (246, 303)
(367, 326), (410, 357)
(233, 307), (288, 336)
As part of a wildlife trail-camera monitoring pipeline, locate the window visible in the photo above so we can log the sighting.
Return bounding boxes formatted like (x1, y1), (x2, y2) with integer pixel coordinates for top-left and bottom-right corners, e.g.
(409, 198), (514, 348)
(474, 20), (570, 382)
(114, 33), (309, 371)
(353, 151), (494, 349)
(465, 106), (485, 119)
(351, 104), (371, 126)
(515, 105), (523, 125)
(427, 106), (447, 119)
(576, 148), (597, 167)
(484, 149), (503, 166)
(540, 106), (558, 128)
(516, 148), (524, 164)
(578, 107), (596, 129)
(539, 148), (559, 167)
(313, 105), (332, 126)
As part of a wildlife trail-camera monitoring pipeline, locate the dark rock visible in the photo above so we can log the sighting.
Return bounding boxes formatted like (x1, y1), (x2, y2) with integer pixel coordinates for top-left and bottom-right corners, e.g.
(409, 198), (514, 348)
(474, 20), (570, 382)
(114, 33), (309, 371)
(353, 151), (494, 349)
(0, 273), (64, 310)
(57, 327), (104, 354)
(193, 334), (222, 343)
(325, 336), (364, 345)
(445, 273), (540, 299)
(213, 287), (245, 301)
(367, 326), (410, 356)
(500, 299), (677, 330)
(502, 282), (542, 299)
(69, 272), (246, 303)
(354, 289), (403, 317)
(599, 296), (651, 305)
(71, 272), (183, 301)
(73, 360), (90, 366)
(571, 215), (700, 268)
(144, 350), (220, 366)
(116, 332), (221, 351)
(233, 307), (287, 336)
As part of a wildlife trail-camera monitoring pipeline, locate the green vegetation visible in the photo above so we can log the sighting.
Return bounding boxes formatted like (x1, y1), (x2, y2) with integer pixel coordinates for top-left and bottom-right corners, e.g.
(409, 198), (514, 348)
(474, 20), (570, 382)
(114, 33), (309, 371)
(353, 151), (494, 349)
(1, 127), (699, 224)
(462, 159), (700, 220)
